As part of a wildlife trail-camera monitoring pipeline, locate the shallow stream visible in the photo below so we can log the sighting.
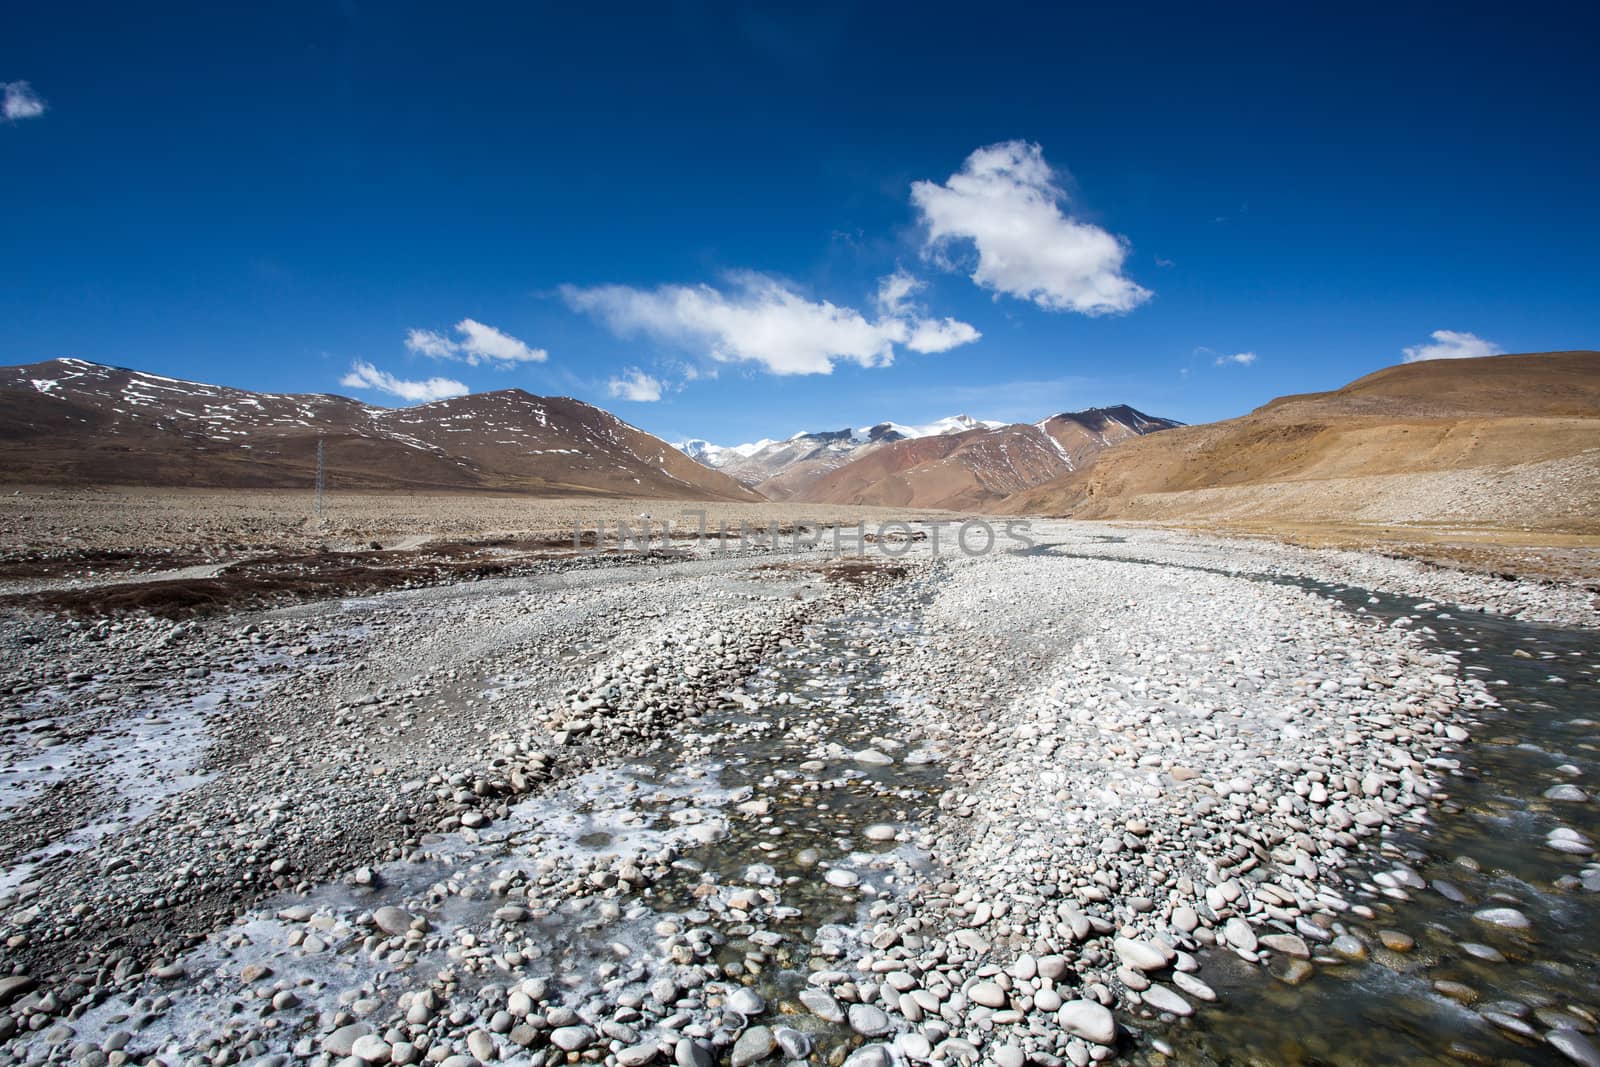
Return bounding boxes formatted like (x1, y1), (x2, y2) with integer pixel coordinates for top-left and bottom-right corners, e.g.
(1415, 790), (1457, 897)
(1135, 579), (1599, 1066)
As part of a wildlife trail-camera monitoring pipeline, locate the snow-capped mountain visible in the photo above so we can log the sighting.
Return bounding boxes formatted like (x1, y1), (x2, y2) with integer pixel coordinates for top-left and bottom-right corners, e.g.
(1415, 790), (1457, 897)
(675, 414), (1008, 492)
(878, 414), (1008, 439)
(673, 437), (778, 469)
(795, 405), (1183, 509)
(677, 406), (1180, 507)
(0, 357), (760, 500)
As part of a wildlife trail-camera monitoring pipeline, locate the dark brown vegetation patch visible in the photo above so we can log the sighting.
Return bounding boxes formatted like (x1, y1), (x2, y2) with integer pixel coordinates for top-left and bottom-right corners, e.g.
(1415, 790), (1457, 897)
(1, 540), (685, 619)
(0, 547), (211, 580)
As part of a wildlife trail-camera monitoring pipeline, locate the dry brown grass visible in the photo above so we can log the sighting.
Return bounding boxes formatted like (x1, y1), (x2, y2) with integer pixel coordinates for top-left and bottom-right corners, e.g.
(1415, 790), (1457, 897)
(0, 486), (961, 571)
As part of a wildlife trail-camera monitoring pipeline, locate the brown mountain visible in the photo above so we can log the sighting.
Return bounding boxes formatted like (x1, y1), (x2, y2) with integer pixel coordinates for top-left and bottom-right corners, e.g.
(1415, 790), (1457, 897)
(1000, 351), (1600, 533)
(0, 358), (761, 500)
(789, 406), (1181, 510)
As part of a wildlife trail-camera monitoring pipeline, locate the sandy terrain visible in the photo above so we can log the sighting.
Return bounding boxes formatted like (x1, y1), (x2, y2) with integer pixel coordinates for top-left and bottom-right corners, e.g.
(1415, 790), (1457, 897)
(0, 488), (954, 558)
(1000, 354), (1600, 559)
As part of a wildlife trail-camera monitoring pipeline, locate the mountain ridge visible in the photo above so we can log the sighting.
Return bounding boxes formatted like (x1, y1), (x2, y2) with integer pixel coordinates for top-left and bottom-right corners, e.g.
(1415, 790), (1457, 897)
(0, 357), (761, 501)
(675, 406), (1181, 508)
(998, 351), (1600, 533)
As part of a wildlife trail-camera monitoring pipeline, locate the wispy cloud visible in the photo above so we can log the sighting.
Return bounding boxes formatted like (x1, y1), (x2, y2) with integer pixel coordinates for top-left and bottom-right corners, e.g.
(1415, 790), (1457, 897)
(874, 269), (921, 315)
(561, 270), (979, 377)
(2, 81), (46, 122)
(340, 360), (468, 403)
(405, 318), (547, 367)
(607, 368), (664, 402)
(1402, 329), (1504, 363)
(911, 141), (1150, 315)
(1213, 351), (1257, 367)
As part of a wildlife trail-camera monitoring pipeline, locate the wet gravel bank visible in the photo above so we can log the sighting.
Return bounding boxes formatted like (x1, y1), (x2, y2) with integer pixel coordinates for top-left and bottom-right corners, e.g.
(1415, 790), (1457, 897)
(0, 522), (1592, 1067)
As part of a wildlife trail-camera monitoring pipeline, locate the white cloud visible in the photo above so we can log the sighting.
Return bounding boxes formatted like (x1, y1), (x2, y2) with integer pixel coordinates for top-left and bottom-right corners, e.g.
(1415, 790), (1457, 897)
(911, 140), (1151, 315)
(405, 318), (547, 366)
(340, 360), (468, 403)
(875, 270), (921, 315)
(561, 271), (980, 377)
(2, 81), (45, 122)
(607, 368), (664, 402)
(906, 317), (982, 354)
(1214, 351), (1257, 367)
(1401, 329), (1504, 363)
(404, 329), (458, 359)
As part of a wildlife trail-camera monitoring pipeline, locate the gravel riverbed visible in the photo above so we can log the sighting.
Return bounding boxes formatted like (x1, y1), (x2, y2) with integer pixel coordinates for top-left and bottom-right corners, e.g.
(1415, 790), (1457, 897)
(0, 521), (1594, 1067)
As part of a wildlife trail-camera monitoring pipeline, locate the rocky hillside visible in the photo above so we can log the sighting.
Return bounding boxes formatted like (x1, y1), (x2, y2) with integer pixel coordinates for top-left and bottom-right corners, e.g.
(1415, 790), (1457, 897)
(791, 406), (1180, 510)
(1000, 351), (1600, 533)
(0, 358), (761, 500)
(684, 415), (1005, 496)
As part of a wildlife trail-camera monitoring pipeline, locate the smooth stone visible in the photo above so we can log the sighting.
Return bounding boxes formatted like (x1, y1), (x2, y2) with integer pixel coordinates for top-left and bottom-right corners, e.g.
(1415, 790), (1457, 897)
(1271, 958), (1314, 985)
(675, 1039), (714, 1067)
(1259, 933), (1310, 958)
(727, 988), (765, 1016)
(618, 1044), (659, 1067)
(466, 1032), (495, 1063)
(551, 1027), (595, 1052)
(853, 749), (893, 766)
(1057, 1001), (1117, 1045)
(323, 1025), (373, 1058)
(1549, 1029), (1600, 1067)
(1460, 942), (1507, 962)
(863, 824), (897, 842)
(848, 1004), (893, 1037)
(0, 977), (37, 1007)
(1473, 907), (1531, 930)
(1114, 937), (1170, 972)
(843, 1046), (892, 1067)
(1223, 917), (1258, 952)
(350, 1035), (392, 1064)
(968, 982), (1008, 1009)
(1483, 1012), (1540, 1040)
(824, 869), (860, 888)
(994, 1045), (1025, 1067)
(774, 1029), (812, 1060)
(730, 1027), (775, 1067)
(1171, 907), (1200, 933)
(1172, 971), (1217, 1002)
(1117, 966), (1150, 993)
(1142, 985), (1192, 1017)
(799, 989), (845, 1023)
(1378, 930), (1415, 952)
(898, 1034), (932, 1061)
(373, 906), (414, 936)
(1330, 935), (1367, 960)
(934, 1039), (978, 1064)
(1544, 785), (1589, 802)
(1009, 954), (1038, 981)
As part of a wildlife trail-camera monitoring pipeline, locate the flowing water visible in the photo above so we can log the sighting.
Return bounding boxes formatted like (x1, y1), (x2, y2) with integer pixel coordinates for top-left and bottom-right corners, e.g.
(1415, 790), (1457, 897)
(64, 565), (1599, 1066)
(72, 599), (947, 1062)
(1134, 580), (1599, 1066)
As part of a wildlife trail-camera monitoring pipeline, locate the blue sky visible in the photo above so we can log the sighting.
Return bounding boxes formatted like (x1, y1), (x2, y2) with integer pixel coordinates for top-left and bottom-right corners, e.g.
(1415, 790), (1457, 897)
(3, 3), (1597, 446)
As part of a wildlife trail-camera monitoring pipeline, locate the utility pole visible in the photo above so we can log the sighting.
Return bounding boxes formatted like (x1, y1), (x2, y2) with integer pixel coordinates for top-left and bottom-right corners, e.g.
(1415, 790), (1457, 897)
(314, 437), (325, 521)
